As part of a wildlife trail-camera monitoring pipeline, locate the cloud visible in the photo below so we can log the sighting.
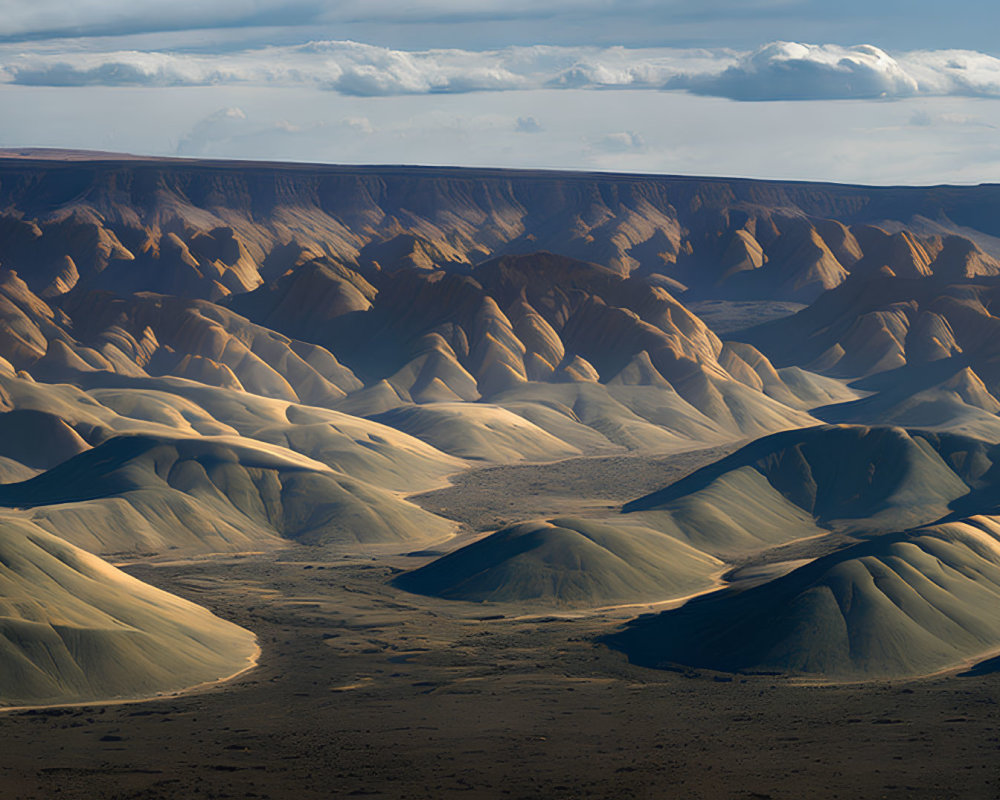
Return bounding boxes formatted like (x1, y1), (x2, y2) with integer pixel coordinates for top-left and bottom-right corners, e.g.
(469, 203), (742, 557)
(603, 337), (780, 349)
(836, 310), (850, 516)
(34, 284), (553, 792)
(907, 109), (994, 129)
(594, 131), (646, 153)
(0, 41), (715, 95)
(669, 42), (918, 100)
(343, 117), (376, 135)
(897, 49), (1000, 97)
(515, 116), (542, 133)
(9, 52), (234, 87)
(668, 42), (1000, 102)
(176, 106), (248, 155)
(5, 40), (1000, 104)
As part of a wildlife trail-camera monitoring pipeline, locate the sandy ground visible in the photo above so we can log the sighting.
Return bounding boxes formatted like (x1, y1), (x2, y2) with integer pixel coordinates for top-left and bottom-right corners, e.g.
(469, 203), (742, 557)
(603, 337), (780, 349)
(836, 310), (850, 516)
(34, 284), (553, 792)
(408, 445), (743, 536)
(1, 447), (1000, 799)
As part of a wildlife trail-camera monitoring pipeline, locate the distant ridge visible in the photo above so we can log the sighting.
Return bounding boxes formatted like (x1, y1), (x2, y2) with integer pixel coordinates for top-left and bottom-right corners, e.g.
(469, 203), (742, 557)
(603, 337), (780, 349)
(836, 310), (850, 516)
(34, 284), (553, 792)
(1, 148), (995, 189)
(0, 147), (171, 161)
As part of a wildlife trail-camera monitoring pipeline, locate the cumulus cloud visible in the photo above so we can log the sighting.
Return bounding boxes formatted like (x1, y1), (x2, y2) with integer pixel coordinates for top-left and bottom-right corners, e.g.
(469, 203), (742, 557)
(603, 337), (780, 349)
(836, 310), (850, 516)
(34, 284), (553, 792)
(594, 131), (646, 153)
(5, 40), (1000, 103)
(897, 49), (1000, 96)
(669, 42), (1000, 102)
(176, 106), (248, 155)
(515, 116), (543, 133)
(670, 42), (919, 100)
(10, 52), (238, 87)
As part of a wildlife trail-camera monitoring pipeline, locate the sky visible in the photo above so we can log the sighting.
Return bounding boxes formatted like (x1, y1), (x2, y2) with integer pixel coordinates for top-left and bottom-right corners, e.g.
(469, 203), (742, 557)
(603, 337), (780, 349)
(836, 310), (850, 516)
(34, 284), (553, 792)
(2, 0), (1000, 185)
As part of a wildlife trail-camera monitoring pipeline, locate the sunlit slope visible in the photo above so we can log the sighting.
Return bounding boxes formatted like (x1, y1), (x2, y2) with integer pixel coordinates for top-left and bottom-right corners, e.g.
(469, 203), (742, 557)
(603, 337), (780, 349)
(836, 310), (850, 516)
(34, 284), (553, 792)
(0, 435), (455, 555)
(608, 515), (1000, 680)
(0, 519), (256, 707)
(395, 517), (721, 607)
(740, 273), (1000, 441)
(76, 375), (467, 492)
(0, 369), (466, 494)
(368, 403), (584, 463)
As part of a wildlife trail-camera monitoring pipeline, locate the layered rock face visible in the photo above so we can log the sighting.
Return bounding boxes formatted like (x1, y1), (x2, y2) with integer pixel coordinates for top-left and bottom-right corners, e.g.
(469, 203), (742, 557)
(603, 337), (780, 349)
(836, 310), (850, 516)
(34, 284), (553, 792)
(4, 160), (1000, 304)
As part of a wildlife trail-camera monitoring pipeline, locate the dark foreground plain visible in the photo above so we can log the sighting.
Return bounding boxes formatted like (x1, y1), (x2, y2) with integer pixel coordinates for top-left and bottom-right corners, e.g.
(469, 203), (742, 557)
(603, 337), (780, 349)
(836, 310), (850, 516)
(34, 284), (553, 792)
(1, 452), (999, 800)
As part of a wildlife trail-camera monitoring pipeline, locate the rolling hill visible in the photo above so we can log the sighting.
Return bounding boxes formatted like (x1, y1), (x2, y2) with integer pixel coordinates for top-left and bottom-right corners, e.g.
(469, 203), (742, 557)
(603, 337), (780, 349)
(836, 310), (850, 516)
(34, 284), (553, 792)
(0, 518), (257, 707)
(607, 515), (1000, 680)
(401, 424), (1000, 611)
(395, 517), (722, 607)
(0, 434), (457, 556)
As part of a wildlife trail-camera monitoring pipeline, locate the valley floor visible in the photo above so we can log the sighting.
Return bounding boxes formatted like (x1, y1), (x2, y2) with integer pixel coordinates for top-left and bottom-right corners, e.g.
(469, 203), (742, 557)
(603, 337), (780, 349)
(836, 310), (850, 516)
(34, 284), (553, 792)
(0, 451), (998, 800)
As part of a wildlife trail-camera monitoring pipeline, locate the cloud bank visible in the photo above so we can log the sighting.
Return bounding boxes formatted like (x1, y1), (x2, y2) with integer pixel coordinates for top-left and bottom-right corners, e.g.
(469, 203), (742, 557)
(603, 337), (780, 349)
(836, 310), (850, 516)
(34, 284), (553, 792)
(4, 40), (1000, 102)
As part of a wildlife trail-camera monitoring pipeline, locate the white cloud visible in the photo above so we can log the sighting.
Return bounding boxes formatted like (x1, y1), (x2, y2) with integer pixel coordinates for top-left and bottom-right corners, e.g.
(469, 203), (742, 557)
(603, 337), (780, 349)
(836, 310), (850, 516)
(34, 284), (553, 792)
(515, 116), (542, 133)
(594, 131), (646, 153)
(343, 116), (376, 135)
(670, 43), (1000, 101)
(176, 106), (247, 155)
(0, 41), (715, 95)
(4, 40), (1000, 105)
(897, 49), (1000, 97)
(669, 42), (919, 100)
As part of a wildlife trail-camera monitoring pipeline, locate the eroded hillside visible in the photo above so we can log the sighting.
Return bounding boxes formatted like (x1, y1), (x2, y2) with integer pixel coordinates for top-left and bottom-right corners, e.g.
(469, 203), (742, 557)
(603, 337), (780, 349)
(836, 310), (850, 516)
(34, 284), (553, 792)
(6, 156), (1000, 698)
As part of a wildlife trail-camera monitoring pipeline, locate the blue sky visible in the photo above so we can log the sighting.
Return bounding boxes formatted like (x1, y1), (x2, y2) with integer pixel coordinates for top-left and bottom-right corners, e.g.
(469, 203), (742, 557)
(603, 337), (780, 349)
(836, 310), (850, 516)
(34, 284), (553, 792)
(2, 1), (999, 184)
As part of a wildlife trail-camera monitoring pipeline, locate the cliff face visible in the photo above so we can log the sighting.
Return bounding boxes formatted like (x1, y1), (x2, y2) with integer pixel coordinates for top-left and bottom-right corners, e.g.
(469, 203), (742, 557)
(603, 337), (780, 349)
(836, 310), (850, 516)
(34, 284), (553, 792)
(2, 159), (999, 304)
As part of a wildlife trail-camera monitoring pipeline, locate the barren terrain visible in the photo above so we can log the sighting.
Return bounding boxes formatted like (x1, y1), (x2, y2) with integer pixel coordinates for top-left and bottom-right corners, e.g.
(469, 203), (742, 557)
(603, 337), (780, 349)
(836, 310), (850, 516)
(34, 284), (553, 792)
(1, 451), (999, 800)
(4, 156), (1000, 796)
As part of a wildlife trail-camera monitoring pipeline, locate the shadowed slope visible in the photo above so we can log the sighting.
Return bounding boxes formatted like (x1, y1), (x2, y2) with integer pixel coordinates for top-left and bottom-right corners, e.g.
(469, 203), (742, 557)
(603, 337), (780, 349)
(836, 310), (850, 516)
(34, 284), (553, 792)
(624, 425), (991, 554)
(0, 518), (256, 707)
(607, 515), (1000, 680)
